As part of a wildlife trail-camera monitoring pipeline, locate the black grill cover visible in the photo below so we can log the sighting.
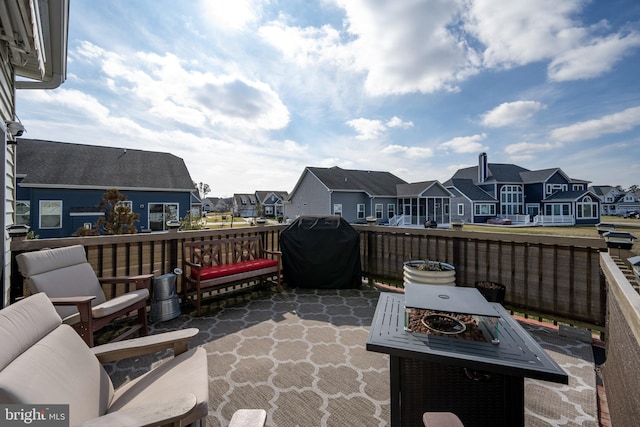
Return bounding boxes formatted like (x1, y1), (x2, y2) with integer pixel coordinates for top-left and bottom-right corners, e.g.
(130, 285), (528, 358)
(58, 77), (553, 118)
(280, 215), (361, 289)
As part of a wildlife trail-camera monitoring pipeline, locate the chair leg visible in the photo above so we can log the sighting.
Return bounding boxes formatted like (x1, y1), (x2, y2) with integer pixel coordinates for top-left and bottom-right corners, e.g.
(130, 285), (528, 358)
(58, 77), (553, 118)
(138, 306), (148, 336)
(74, 322), (94, 347)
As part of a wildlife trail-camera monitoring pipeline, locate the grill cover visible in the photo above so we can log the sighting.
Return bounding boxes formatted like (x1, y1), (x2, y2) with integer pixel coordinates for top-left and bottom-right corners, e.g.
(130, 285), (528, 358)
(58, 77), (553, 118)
(280, 215), (361, 289)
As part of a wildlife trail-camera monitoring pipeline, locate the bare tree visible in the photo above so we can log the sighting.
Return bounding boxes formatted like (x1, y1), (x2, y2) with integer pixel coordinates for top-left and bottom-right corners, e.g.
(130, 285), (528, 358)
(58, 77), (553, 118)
(195, 182), (211, 200)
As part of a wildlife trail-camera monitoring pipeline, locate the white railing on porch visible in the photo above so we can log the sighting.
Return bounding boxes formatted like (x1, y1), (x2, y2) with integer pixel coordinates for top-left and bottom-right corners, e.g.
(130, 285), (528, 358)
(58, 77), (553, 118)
(388, 214), (407, 227)
(533, 215), (575, 226)
(505, 214), (531, 224)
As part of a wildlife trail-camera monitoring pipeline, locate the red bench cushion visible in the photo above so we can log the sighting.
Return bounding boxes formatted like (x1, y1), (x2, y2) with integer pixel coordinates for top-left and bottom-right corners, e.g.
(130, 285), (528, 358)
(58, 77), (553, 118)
(194, 259), (278, 280)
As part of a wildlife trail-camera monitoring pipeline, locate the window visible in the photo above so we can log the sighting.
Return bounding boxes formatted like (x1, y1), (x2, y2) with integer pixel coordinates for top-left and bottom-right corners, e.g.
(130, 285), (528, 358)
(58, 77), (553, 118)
(375, 204), (383, 219)
(40, 200), (62, 229)
(387, 203), (395, 218)
(577, 196), (598, 219)
(500, 185), (523, 215)
(474, 204), (495, 215)
(572, 184), (584, 191)
(545, 203), (570, 216)
(16, 200), (30, 225)
(357, 204), (365, 219)
(546, 183), (567, 195)
(333, 204), (342, 216)
(149, 203), (179, 231)
(457, 204), (464, 216)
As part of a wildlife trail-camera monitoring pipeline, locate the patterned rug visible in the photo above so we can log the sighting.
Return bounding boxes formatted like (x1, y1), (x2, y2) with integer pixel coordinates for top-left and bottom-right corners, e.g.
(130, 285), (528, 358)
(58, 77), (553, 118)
(522, 322), (598, 427)
(104, 287), (598, 427)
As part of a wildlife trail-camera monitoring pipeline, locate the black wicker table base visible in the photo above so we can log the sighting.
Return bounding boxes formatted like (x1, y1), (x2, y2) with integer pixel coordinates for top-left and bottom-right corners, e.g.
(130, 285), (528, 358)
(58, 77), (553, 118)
(394, 357), (523, 427)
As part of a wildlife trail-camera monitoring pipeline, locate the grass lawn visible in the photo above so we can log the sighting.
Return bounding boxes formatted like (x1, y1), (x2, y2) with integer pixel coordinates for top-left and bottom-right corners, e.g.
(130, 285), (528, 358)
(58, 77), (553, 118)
(460, 216), (640, 253)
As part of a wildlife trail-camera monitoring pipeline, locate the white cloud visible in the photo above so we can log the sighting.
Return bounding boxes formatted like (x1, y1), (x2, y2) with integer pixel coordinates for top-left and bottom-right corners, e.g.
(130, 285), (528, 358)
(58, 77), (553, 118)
(336, 0), (478, 95)
(75, 42), (290, 131)
(387, 116), (414, 129)
(380, 144), (407, 155)
(505, 141), (558, 161)
(550, 106), (640, 142)
(201, 0), (261, 31)
(439, 134), (488, 153)
(465, 0), (640, 82)
(346, 118), (386, 140)
(346, 116), (413, 140)
(381, 144), (433, 159)
(464, 0), (585, 68)
(481, 101), (545, 127)
(258, 22), (352, 67)
(548, 31), (640, 81)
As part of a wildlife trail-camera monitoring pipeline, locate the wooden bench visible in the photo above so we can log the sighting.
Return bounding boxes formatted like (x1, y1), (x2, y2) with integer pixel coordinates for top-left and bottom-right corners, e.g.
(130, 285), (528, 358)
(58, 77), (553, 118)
(182, 236), (282, 315)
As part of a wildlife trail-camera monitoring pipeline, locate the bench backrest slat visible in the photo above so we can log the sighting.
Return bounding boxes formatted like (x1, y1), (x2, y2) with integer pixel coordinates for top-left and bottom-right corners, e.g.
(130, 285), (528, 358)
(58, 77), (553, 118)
(184, 236), (263, 267)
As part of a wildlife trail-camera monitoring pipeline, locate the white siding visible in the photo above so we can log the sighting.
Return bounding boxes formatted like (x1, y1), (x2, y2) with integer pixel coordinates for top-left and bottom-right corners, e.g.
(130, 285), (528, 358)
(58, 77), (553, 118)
(1, 44), (16, 307)
(286, 171), (331, 219)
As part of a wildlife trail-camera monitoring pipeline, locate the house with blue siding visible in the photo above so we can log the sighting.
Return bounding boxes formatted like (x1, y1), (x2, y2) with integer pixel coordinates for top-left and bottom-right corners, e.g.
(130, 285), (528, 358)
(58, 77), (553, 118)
(445, 153), (600, 225)
(16, 139), (196, 238)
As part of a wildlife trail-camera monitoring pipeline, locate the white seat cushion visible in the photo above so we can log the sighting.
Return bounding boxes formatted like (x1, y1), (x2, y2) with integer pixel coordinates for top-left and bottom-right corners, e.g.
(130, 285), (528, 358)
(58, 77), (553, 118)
(0, 323), (114, 426)
(62, 289), (150, 326)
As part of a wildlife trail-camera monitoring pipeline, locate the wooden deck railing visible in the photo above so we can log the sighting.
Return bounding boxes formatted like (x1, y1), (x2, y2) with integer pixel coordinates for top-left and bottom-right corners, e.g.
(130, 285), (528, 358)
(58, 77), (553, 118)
(353, 224), (608, 330)
(600, 252), (640, 426)
(10, 223), (608, 330)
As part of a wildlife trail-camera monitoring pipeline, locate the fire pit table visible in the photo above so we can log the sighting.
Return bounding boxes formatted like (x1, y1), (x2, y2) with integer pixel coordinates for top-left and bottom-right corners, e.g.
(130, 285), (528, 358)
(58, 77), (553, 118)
(366, 285), (568, 427)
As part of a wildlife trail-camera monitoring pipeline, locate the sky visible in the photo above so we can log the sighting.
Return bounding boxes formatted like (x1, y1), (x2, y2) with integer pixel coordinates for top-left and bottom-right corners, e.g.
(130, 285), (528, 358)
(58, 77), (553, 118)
(15, 0), (640, 197)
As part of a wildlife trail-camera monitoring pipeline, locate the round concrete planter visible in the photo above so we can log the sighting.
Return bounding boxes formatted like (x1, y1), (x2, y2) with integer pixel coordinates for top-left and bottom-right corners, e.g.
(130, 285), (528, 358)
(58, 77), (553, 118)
(403, 260), (456, 286)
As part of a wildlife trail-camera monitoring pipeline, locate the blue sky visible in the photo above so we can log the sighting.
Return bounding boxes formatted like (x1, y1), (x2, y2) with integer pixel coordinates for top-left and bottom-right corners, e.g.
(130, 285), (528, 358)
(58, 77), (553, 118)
(16, 0), (640, 196)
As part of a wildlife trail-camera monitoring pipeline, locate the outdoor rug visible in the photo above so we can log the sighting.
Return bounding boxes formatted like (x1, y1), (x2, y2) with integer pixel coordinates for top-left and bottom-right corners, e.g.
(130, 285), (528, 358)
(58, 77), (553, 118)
(522, 322), (598, 427)
(104, 287), (598, 427)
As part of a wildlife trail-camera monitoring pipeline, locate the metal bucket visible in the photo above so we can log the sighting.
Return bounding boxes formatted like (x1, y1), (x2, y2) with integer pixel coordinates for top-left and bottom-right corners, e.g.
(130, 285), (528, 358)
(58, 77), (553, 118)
(150, 298), (181, 323)
(152, 273), (178, 300)
(150, 271), (181, 322)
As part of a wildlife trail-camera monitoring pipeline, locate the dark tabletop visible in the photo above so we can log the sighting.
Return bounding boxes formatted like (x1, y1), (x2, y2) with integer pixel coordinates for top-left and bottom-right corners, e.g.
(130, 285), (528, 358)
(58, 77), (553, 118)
(367, 292), (569, 384)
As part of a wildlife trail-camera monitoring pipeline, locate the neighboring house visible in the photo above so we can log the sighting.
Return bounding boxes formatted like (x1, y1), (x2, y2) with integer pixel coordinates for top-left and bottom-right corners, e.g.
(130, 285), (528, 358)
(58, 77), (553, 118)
(233, 193), (258, 217)
(445, 153), (600, 225)
(286, 166), (409, 225)
(446, 178), (498, 224)
(16, 139), (196, 238)
(1, 0), (69, 307)
(394, 181), (453, 227)
(204, 197), (232, 213)
(590, 185), (640, 216)
(255, 191), (289, 219)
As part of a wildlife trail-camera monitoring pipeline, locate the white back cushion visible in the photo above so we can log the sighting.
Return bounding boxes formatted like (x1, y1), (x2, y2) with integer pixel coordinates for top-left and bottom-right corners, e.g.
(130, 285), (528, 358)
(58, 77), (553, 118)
(0, 293), (61, 371)
(0, 323), (114, 425)
(16, 246), (106, 319)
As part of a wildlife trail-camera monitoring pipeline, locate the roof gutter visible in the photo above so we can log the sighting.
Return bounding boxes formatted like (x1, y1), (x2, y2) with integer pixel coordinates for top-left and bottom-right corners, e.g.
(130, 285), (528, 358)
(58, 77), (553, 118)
(15, 0), (69, 90)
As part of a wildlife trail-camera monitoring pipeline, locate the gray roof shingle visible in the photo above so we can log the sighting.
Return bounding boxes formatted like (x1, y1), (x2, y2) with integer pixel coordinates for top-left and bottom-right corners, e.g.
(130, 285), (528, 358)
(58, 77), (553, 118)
(307, 166), (407, 196)
(17, 139), (194, 191)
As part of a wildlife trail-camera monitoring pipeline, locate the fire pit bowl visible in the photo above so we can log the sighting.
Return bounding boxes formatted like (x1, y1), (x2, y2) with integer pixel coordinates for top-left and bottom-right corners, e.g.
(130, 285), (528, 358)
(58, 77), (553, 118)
(421, 313), (467, 335)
